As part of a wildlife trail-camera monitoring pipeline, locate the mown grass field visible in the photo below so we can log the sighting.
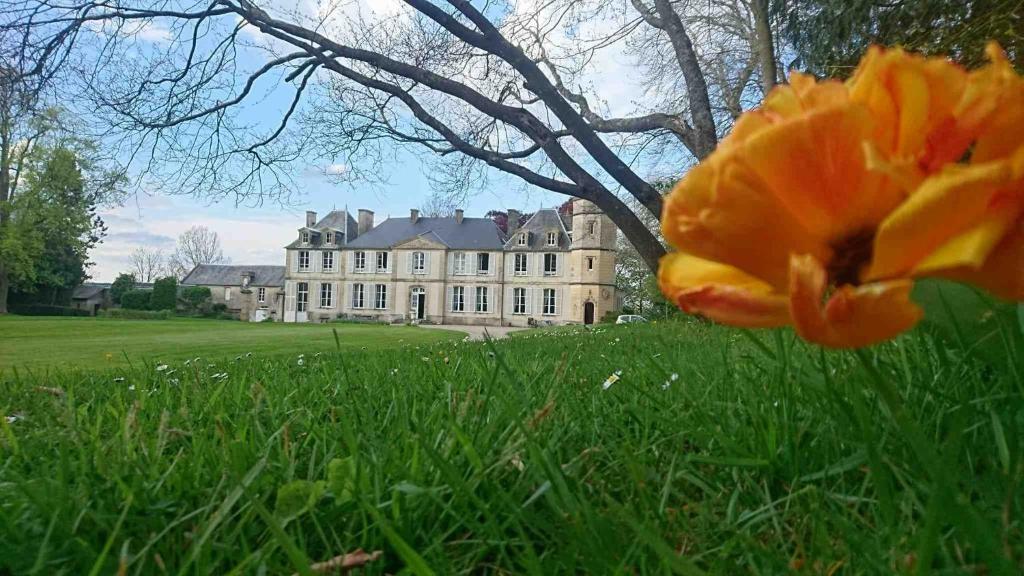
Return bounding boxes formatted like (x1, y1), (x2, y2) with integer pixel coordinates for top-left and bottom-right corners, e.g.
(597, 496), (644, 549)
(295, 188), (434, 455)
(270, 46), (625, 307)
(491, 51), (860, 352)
(0, 316), (462, 371)
(1, 317), (1022, 574)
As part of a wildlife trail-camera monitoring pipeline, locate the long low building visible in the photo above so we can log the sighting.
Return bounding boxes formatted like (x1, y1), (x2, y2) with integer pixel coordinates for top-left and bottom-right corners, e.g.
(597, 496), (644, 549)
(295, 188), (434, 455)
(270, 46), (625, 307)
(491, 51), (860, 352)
(279, 199), (617, 326)
(180, 265), (286, 321)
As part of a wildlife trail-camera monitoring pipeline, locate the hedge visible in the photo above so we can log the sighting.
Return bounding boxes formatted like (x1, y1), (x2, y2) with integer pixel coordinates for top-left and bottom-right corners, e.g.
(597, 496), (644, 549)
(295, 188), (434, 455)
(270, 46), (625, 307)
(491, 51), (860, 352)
(99, 309), (174, 320)
(10, 304), (91, 317)
(151, 277), (178, 310)
(120, 289), (152, 310)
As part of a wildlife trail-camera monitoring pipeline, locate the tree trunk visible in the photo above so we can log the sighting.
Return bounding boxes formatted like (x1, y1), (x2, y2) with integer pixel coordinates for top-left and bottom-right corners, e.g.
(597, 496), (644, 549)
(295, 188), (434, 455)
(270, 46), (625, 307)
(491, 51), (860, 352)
(0, 266), (8, 314)
(586, 189), (666, 273)
(751, 0), (779, 93)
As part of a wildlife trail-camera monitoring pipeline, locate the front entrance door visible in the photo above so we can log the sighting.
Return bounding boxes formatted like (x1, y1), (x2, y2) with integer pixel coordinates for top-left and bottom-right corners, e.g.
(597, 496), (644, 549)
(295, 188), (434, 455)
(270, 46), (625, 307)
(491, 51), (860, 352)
(410, 288), (426, 320)
(584, 301), (595, 325)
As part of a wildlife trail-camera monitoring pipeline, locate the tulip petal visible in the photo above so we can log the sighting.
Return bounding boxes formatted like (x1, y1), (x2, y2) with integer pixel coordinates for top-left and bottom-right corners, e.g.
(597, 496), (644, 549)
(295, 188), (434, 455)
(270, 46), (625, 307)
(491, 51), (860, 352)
(848, 46), (967, 163)
(789, 254), (922, 348)
(663, 149), (828, 290)
(938, 219), (1024, 301)
(658, 253), (791, 328)
(914, 207), (1022, 275)
(869, 155), (1021, 280)
(741, 103), (902, 240)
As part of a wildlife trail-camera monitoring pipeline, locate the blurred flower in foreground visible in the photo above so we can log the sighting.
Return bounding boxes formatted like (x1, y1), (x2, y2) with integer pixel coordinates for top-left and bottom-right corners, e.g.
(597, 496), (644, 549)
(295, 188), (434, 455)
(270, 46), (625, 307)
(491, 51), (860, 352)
(660, 43), (1023, 348)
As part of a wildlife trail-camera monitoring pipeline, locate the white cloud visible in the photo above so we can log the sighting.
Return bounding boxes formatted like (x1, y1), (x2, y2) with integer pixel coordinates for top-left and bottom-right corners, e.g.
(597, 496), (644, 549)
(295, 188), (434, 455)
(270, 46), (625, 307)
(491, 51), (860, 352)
(90, 194), (300, 282)
(324, 163), (347, 175)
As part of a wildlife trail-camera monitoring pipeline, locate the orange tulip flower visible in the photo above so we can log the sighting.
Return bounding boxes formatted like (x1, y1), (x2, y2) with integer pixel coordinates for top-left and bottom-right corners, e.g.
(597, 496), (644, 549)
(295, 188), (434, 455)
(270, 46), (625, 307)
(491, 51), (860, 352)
(659, 43), (1024, 348)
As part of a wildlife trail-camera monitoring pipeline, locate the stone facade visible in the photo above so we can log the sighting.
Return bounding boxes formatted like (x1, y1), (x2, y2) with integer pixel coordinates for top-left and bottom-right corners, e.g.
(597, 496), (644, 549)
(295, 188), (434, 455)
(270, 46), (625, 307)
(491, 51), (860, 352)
(281, 200), (617, 326)
(181, 266), (285, 321)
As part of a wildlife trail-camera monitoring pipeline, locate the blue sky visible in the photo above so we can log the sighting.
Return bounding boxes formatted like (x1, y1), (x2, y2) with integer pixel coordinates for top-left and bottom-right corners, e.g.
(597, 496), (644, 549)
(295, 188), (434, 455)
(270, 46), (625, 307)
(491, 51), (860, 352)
(85, 0), (663, 281)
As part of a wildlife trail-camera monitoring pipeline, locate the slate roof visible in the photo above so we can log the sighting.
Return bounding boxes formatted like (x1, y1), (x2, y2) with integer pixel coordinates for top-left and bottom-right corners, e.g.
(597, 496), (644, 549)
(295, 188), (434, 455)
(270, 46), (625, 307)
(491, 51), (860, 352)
(72, 283), (108, 300)
(505, 208), (572, 250)
(285, 210), (358, 248)
(181, 264), (286, 287)
(315, 210), (358, 233)
(345, 217), (506, 250)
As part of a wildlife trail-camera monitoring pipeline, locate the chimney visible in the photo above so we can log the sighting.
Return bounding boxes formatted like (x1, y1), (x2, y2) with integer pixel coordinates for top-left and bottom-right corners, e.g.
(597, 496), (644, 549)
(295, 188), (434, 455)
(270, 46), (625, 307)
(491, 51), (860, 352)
(410, 208), (419, 224)
(305, 210), (317, 228)
(357, 209), (374, 235)
(507, 209), (521, 235)
(455, 209), (464, 224)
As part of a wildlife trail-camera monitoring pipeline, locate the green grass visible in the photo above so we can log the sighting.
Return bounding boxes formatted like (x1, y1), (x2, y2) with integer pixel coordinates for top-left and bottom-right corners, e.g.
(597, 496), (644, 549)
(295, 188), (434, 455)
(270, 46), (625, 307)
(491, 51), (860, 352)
(0, 316), (462, 370)
(1, 319), (1022, 574)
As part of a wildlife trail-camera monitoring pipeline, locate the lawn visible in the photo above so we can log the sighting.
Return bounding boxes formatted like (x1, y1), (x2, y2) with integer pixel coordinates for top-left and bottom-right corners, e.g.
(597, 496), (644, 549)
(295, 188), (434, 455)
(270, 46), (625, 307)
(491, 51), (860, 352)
(0, 316), (462, 371)
(1, 318), (1022, 574)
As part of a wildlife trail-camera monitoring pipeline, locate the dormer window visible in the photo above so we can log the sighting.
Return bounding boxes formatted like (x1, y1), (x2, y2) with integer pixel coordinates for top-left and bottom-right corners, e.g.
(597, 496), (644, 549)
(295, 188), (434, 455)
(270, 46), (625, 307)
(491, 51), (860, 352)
(546, 231), (557, 246)
(325, 231), (334, 244)
(517, 232), (527, 246)
(301, 231), (310, 244)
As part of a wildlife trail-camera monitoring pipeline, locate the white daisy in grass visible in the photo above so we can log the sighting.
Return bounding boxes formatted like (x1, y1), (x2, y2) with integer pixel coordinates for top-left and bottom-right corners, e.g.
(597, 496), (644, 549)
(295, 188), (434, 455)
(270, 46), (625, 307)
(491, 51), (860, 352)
(113, 377), (126, 383)
(297, 358), (305, 366)
(421, 357), (430, 362)
(602, 370), (623, 390)
(245, 352), (253, 358)
(156, 364), (169, 372)
(128, 385), (136, 391)
(6, 415), (20, 424)
(662, 373), (679, 390)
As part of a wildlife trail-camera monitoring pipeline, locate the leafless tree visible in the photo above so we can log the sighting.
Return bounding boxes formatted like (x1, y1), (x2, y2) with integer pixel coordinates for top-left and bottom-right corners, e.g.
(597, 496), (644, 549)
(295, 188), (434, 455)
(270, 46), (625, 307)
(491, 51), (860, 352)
(128, 246), (166, 282)
(1, 1), (783, 273)
(167, 225), (227, 279)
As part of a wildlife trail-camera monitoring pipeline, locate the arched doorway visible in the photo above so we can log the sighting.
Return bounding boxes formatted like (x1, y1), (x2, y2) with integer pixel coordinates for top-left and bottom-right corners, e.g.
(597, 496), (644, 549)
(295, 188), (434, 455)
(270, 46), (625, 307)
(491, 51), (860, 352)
(584, 301), (595, 325)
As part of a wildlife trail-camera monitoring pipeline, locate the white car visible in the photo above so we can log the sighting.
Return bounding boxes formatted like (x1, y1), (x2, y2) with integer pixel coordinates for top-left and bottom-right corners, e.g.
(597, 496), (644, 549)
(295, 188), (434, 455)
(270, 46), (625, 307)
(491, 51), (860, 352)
(615, 314), (647, 324)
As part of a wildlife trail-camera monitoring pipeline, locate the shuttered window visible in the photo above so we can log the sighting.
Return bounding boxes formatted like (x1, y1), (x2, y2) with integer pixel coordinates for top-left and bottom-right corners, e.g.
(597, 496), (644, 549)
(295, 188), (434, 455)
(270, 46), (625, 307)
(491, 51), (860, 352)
(298, 251), (310, 271)
(513, 288), (527, 314)
(352, 283), (365, 309)
(374, 284), (388, 309)
(542, 288), (557, 315)
(296, 282), (309, 312)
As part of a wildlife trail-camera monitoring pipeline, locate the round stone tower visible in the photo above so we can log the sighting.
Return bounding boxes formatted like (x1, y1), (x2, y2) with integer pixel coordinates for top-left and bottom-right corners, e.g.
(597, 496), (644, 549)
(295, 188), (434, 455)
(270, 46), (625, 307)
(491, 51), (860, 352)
(569, 199), (617, 324)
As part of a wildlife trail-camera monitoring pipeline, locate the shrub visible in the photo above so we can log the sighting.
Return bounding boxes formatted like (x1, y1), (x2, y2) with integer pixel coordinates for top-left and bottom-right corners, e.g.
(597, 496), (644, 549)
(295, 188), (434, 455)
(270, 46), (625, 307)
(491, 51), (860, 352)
(181, 286), (212, 313)
(151, 277), (178, 310)
(99, 309), (173, 320)
(110, 273), (137, 305)
(120, 289), (152, 310)
(211, 303), (227, 313)
(9, 304), (90, 317)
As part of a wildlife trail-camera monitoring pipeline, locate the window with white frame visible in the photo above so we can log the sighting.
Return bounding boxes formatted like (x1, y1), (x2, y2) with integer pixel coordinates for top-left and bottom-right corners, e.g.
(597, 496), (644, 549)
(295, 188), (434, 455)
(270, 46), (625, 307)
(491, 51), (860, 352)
(322, 251), (335, 271)
(517, 232), (527, 246)
(325, 231), (334, 244)
(476, 252), (490, 274)
(225, 287), (231, 301)
(412, 251), (426, 274)
(376, 251), (389, 272)
(298, 250), (310, 271)
(353, 251), (366, 271)
(542, 288), (557, 315)
(296, 282), (309, 312)
(475, 286), (489, 313)
(513, 287), (526, 314)
(547, 231), (557, 246)
(319, 283), (334, 308)
(374, 284), (388, 309)
(543, 253), (558, 275)
(453, 252), (467, 274)
(301, 231), (310, 244)
(586, 256), (595, 271)
(351, 283), (365, 308)
(514, 253), (528, 275)
(451, 286), (465, 312)
(257, 287), (266, 303)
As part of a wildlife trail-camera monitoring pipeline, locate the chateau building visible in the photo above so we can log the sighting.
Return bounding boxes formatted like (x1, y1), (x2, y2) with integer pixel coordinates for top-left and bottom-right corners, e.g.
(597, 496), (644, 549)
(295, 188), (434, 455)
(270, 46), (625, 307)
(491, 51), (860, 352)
(279, 199), (618, 326)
